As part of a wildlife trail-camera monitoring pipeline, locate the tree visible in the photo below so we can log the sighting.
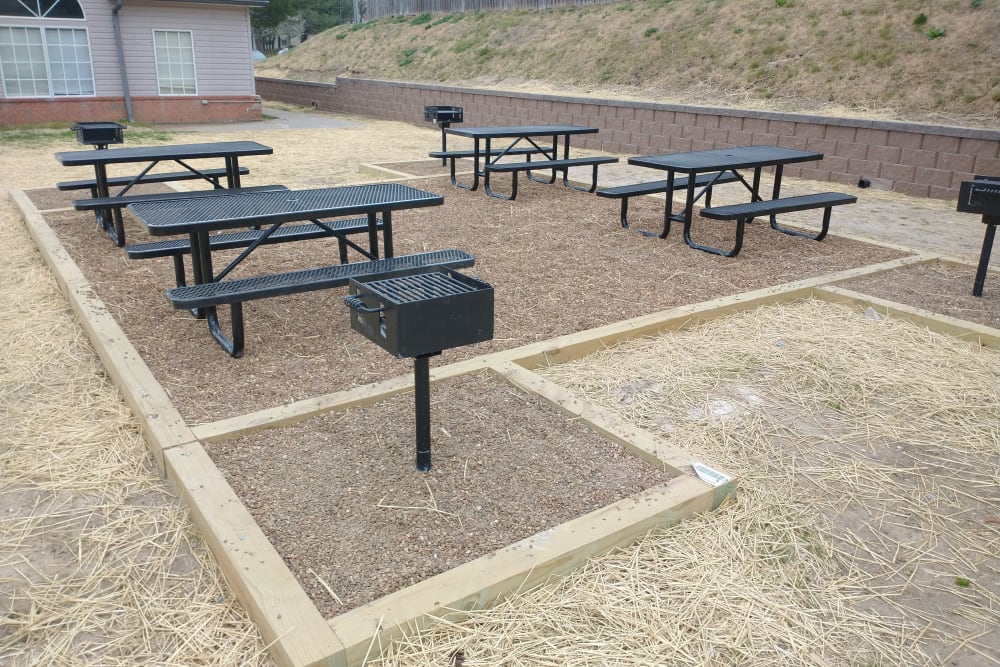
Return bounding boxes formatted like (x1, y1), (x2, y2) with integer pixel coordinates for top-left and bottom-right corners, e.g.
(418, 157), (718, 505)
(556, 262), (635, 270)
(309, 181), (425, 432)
(300, 0), (356, 36)
(251, 0), (299, 49)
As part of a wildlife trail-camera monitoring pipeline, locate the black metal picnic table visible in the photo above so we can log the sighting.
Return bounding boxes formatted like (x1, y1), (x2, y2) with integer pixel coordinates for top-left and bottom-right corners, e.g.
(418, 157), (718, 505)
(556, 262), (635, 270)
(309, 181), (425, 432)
(443, 124), (603, 199)
(55, 140), (273, 245)
(127, 182), (447, 354)
(627, 145), (826, 253)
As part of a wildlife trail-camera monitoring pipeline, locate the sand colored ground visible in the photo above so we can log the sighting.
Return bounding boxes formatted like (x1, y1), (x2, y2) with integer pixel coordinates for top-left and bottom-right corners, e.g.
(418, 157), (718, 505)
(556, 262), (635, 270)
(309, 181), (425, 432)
(2, 110), (998, 666)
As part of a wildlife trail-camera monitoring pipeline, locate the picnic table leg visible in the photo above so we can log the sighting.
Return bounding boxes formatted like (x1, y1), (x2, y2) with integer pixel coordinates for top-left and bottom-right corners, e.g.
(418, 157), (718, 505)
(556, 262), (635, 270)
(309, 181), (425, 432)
(92, 164), (125, 246)
(451, 138), (481, 191)
(769, 164), (784, 226)
(655, 171), (677, 239)
(189, 231), (214, 319)
(527, 133), (559, 185)
(680, 177), (700, 245)
(226, 156), (242, 188)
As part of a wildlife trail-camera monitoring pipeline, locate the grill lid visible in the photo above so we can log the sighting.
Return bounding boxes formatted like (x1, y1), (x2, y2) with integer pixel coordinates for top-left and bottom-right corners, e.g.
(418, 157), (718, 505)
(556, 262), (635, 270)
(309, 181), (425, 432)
(423, 105), (464, 124)
(957, 176), (1000, 216)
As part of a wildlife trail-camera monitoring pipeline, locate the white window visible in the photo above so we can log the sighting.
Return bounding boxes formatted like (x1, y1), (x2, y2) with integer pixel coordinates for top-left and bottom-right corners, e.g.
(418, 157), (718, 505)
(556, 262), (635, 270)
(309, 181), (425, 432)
(153, 30), (196, 96)
(0, 25), (93, 97)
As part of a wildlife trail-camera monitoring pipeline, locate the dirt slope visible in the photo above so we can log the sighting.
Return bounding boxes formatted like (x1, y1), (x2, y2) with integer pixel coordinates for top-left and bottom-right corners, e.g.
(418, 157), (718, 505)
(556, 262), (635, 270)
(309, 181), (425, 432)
(254, 0), (1000, 127)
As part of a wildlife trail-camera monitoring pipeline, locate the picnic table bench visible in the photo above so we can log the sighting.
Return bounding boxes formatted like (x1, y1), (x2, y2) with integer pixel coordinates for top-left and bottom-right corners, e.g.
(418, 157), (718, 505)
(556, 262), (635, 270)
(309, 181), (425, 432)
(596, 171), (740, 228)
(166, 249), (475, 356)
(699, 192), (858, 257)
(57, 166), (249, 198)
(429, 147), (542, 161)
(126, 216), (385, 288)
(73, 184), (288, 246)
(484, 156), (619, 199)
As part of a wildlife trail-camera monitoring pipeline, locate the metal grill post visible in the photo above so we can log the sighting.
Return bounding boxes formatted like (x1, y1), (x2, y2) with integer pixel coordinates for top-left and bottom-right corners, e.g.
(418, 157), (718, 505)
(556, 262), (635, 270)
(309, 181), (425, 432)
(414, 354), (432, 471)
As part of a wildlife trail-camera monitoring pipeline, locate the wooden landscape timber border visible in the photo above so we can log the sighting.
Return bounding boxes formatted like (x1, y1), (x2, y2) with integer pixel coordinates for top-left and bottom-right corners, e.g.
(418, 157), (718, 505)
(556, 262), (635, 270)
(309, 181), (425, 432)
(12, 187), (1000, 667)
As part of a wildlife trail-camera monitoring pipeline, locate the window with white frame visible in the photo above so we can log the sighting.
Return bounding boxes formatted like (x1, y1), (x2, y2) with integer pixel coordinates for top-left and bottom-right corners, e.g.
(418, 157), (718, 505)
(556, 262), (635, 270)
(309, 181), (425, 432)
(153, 29), (196, 96)
(0, 25), (93, 97)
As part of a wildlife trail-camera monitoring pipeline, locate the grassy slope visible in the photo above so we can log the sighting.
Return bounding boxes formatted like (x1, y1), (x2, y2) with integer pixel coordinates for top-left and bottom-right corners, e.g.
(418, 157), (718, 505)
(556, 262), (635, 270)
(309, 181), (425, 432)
(254, 0), (1000, 126)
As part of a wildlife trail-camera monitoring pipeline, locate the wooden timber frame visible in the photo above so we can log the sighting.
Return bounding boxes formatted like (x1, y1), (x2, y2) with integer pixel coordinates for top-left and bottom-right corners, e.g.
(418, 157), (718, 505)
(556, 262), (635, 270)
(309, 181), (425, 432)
(13, 186), (1000, 667)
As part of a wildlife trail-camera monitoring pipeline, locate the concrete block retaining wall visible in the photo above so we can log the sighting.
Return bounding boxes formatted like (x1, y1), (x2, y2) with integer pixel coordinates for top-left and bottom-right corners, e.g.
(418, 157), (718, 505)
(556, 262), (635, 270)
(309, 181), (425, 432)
(256, 76), (1000, 201)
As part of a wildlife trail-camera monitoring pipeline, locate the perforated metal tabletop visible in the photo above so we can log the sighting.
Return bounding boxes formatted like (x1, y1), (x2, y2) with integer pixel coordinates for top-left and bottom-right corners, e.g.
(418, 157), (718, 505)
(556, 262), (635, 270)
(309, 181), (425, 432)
(55, 141), (273, 166)
(129, 183), (444, 235)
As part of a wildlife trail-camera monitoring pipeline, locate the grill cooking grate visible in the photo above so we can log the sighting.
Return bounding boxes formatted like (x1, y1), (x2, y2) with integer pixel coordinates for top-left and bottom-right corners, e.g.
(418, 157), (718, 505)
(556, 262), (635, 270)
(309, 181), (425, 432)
(363, 271), (478, 304)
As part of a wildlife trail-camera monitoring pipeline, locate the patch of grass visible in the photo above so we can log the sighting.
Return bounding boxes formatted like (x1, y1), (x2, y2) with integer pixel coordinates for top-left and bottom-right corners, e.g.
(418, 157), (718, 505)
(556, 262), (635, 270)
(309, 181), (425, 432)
(476, 46), (495, 61)
(733, 27), (744, 34)
(410, 12), (432, 25)
(644, 27), (658, 37)
(615, 4), (633, 10)
(913, 13), (928, 27)
(397, 48), (417, 66)
(925, 26), (946, 39)
(775, 0), (794, 6)
(971, 0), (982, 6)
(0, 128), (72, 146)
(451, 38), (475, 54)
(762, 42), (784, 56)
(335, 32), (348, 40)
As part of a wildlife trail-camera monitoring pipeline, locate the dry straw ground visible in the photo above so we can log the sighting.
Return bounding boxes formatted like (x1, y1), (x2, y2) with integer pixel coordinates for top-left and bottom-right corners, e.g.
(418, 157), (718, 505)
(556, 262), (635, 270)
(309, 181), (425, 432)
(2, 114), (999, 666)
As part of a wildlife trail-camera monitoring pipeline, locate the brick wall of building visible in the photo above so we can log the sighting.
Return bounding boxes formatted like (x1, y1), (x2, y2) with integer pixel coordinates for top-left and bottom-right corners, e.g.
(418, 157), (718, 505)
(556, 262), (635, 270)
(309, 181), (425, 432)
(0, 95), (263, 126)
(255, 76), (1000, 201)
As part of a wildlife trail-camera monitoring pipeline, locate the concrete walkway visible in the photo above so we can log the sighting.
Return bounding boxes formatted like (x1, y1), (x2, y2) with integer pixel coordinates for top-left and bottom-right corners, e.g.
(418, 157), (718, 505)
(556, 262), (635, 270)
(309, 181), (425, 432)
(154, 105), (365, 133)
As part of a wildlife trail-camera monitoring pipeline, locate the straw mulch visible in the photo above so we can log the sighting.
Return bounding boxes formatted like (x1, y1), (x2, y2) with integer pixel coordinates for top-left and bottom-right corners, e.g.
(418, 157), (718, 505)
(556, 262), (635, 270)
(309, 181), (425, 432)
(369, 300), (1000, 666)
(0, 197), (274, 665)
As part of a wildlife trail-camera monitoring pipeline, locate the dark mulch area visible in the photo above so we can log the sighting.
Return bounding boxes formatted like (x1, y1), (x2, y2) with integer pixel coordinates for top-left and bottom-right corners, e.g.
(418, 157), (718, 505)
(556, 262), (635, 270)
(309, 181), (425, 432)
(839, 260), (1000, 329)
(34, 174), (908, 424)
(206, 371), (675, 618)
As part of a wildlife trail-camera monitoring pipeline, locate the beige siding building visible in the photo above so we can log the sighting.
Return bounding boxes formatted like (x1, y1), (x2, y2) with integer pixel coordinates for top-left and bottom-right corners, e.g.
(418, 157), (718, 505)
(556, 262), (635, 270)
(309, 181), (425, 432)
(0, 0), (266, 125)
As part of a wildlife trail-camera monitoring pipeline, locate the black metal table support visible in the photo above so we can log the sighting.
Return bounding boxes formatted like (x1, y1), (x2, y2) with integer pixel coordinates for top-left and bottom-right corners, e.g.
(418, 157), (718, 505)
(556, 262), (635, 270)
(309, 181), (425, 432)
(973, 220), (997, 297)
(413, 353), (434, 471)
(437, 122), (452, 166)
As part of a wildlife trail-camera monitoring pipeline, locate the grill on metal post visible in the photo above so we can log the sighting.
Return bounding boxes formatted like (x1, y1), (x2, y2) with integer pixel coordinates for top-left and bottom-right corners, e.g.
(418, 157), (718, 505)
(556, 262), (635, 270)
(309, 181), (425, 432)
(345, 265), (493, 471)
(71, 122), (126, 149)
(424, 106), (464, 165)
(956, 175), (1000, 296)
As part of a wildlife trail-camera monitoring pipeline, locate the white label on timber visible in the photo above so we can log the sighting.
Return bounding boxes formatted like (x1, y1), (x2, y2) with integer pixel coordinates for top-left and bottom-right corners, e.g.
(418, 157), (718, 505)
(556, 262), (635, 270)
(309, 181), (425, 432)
(692, 462), (731, 487)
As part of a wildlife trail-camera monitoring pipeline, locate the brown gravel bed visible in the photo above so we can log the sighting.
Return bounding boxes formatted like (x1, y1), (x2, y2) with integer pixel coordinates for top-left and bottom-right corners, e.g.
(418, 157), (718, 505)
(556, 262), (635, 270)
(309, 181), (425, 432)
(34, 174), (912, 424)
(838, 260), (1000, 329)
(204, 371), (674, 618)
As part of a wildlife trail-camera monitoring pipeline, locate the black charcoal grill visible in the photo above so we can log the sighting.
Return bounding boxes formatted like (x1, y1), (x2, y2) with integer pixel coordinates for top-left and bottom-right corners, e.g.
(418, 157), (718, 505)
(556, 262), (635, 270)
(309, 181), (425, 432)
(71, 121), (126, 149)
(424, 105), (464, 165)
(956, 175), (1000, 296)
(345, 265), (493, 471)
